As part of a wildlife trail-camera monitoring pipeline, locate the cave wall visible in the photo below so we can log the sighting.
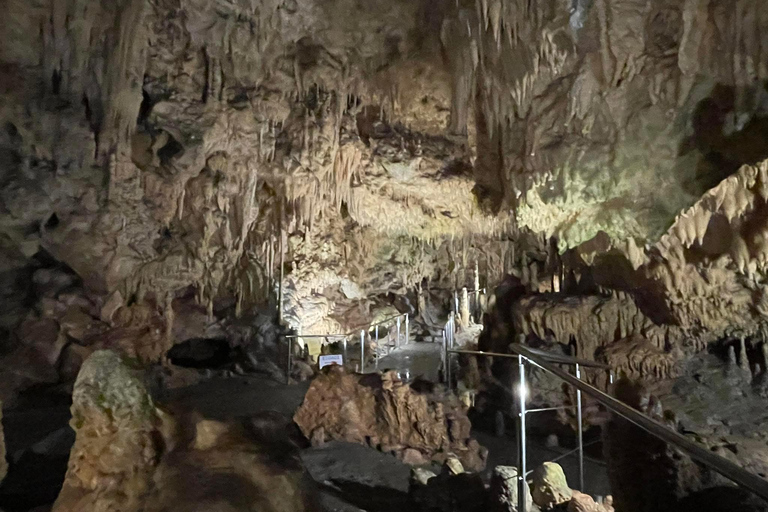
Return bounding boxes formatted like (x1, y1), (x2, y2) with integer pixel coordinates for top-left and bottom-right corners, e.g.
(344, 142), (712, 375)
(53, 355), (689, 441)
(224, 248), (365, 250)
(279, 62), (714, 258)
(0, 0), (530, 398)
(3, 0), (768, 393)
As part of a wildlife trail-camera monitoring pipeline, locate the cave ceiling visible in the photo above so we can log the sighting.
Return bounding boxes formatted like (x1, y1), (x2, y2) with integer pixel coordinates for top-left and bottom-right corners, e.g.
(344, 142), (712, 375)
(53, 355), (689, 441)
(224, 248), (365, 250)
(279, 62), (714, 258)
(2, 0), (768, 363)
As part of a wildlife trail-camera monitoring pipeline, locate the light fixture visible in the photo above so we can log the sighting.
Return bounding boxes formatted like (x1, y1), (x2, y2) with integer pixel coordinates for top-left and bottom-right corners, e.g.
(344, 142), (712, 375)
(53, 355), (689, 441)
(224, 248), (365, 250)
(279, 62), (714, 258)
(517, 382), (527, 402)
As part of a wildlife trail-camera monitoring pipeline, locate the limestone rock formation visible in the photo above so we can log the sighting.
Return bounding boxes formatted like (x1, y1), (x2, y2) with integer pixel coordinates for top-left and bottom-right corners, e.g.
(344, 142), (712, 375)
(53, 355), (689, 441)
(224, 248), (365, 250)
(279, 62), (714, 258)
(294, 366), (488, 471)
(145, 412), (319, 512)
(53, 350), (160, 512)
(53, 349), (317, 512)
(568, 491), (606, 512)
(2, 0), (767, 415)
(531, 462), (573, 509)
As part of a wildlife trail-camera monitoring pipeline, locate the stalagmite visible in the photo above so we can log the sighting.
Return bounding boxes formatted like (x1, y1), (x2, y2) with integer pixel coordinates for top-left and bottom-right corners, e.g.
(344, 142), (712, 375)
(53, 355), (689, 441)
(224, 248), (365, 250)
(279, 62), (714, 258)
(460, 287), (471, 329)
(728, 345), (738, 366)
(762, 343), (768, 373)
(740, 337), (751, 374)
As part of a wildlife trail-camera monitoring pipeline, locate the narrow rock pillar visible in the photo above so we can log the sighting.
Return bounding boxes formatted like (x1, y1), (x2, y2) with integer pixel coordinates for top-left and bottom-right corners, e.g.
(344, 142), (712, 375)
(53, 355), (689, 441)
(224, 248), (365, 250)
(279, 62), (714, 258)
(460, 287), (471, 329)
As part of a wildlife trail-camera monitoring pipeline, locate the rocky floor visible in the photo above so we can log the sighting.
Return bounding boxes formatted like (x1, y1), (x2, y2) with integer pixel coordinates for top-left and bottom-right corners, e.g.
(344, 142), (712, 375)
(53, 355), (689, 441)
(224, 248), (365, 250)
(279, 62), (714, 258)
(0, 361), (612, 512)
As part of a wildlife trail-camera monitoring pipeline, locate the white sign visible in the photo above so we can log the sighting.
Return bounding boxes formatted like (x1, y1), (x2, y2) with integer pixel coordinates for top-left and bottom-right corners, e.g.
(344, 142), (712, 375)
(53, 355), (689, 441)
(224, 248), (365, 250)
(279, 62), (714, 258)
(319, 354), (344, 369)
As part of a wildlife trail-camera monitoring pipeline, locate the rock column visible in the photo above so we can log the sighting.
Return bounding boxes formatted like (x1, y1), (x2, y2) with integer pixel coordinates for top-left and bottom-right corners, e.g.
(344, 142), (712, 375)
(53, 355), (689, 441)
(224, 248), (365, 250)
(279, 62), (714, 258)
(460, 287), (471, 329)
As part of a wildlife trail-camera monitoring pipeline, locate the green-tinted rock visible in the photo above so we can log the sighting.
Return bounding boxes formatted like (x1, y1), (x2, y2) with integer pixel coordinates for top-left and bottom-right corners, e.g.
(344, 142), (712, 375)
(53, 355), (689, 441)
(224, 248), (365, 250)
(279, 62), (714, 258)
(532, 462), (572, 509)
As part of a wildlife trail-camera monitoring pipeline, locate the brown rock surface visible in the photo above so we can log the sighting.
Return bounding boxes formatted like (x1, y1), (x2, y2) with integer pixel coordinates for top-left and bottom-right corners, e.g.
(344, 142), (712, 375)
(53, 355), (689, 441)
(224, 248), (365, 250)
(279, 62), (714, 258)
(52, 350), (160, 512)
(53, 349), (317, 512)
(294, 367), (487, 471)
(568, 491), (606, 512)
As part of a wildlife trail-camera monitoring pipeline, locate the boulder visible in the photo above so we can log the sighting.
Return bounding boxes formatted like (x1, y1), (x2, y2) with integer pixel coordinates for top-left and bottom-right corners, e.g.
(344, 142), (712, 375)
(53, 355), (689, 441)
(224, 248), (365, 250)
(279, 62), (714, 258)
(32, 268), (77, 298)
(443, 454), (465, 475)
(410, 467), (437, 486)
(568, 491), (604, 512)
(403, 447), (429, 466)
(53, 351), (318, 512)
(294, 367), (487, 470)
(16, 316), (66, 365)
(409, 468), (487, 512)
(488, 465), (532, 512)
(531, 462), (572, 509)
(52, 350), (160, 512)
(146, 411), (319, 512)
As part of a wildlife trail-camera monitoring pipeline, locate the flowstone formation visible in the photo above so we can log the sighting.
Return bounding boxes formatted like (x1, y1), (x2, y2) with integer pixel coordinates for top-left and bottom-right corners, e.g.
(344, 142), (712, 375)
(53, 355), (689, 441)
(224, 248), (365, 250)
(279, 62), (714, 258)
(294, 366), (488, 471)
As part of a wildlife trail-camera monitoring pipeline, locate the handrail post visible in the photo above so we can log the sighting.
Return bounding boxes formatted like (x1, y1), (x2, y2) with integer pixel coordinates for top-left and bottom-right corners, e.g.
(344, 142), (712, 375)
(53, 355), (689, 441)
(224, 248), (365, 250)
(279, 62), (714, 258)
(518, 355), (527, 512)
(454, 290), (459, 316)
(396, 316), (401, 350)
(446, 331), (452, 389)
(375, 325), (380, 368)
(405, 314), (410, 345)
(360, 330), (366, 373)
(286, 336), (292, 385)
(442, 330), (447, 383)
(450, 344), (768, 504)
(343, 336), (348, 368)
(576, 363), (584, 491)
(449, 312), (455, 348)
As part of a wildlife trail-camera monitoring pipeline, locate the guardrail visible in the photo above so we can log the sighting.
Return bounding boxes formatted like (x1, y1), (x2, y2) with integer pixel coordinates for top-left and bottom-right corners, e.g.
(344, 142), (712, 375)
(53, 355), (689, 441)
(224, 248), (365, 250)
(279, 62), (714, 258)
(282, 313), (410, 383)
(448, 340), (768, 511)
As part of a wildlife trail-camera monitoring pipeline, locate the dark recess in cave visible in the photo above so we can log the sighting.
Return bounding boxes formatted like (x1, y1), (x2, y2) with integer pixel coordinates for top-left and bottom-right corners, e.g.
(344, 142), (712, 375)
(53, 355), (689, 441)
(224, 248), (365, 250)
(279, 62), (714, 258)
(685, 83), (768, 193)
(167, 337), (233, 369)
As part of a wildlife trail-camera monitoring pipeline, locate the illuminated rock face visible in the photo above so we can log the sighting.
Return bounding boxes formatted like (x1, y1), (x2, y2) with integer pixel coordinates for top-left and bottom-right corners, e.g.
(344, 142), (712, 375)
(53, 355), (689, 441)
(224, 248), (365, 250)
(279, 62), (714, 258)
(294, 366), (488, 471)
(0, 0), (521, 380)
(2, 0), (768, 397)
(52, 350), (161, 512)
(465, 0), (768, 250)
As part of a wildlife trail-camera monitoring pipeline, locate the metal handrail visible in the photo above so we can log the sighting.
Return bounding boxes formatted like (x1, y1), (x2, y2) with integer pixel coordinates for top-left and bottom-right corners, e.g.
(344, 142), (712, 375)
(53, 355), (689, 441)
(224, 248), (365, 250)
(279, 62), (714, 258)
(282, 313), (410, 382)
(282, 313), (408, 339)
(447, 346), (601, 496)
(450, 343), (768, 508)
(510, 343), (768, 504)
(448, 347), (611, 370)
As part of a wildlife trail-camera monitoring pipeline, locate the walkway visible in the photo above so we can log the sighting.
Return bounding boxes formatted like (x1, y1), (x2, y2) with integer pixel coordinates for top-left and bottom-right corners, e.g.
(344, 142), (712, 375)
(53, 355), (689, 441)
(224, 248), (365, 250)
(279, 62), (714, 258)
(374, 341), (442, 382)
